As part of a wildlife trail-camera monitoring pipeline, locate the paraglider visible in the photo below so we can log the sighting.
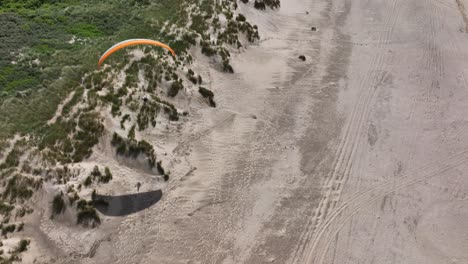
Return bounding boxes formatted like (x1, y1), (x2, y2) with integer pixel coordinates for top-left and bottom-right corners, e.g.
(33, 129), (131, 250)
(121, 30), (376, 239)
(98, 39), (176, 67)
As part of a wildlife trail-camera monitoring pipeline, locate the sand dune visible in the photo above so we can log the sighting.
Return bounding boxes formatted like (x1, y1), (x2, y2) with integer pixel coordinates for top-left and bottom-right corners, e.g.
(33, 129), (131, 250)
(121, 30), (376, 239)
(38, 0), (468, 263)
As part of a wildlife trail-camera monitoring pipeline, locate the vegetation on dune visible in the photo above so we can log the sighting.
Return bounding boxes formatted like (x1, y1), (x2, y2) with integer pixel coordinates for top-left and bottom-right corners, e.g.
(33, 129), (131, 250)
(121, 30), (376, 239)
(2, 174), (42, 204)
(76, 199), (100, 228)
(199, 87), (216, 107)
(82, 165), (113, 186)
(0, 0), (280, 230)
(252, 0), (280, 9)
(51, 193), (66, 217)
(14, 239), (29, 253)
(111, 132), (156, 168)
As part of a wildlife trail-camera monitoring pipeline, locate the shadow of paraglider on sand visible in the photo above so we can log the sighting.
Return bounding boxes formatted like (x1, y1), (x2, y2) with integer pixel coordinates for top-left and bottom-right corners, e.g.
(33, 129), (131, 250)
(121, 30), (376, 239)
(94, 190), (162, 217)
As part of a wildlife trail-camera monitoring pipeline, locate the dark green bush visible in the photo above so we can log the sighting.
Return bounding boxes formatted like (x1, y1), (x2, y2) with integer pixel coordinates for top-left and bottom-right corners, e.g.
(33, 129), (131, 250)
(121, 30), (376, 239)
(0, 202), (14, 215)
(3, 175), (38, 203)
(51, 193), (66, 217)
(236, 14), (246, 22)
(168, 80), (183, 97)
(254, 1), (266, 9)
(83, 176), (92, 187)
(199, 87), (216, 108)
(14, 239), (29, 253)
(1, 224), (15, 236)
(77, 207), (100, 228)
(223, 61), (234, 73)
(199, 87), (214, 98)
(91, 166), (101, 178)
(111, 133), (156, 167)
(101, 167), (112, 183)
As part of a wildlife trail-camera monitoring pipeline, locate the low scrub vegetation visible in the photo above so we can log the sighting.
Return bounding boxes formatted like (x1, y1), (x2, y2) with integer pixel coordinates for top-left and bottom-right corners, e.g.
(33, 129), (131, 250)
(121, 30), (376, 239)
(199, 87), (216, 108)
(111, 132), (156, 167)
(0, 0), (280, 237)
(3, 175), (41, 204)
(76, 199), (101, 228)
(51, 193), (66, 217)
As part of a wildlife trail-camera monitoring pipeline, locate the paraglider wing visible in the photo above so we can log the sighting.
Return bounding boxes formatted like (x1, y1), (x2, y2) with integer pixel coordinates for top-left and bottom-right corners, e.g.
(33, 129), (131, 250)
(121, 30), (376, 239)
(98, 39), (176, 67)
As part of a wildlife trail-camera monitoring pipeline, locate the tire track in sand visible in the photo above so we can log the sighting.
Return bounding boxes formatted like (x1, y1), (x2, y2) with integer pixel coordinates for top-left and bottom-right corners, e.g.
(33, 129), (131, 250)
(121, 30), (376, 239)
(307, 0), (468, 261)
(293, 0), (405, 263)
(307, 147), (468, 264)
(316, 155), (468, 264)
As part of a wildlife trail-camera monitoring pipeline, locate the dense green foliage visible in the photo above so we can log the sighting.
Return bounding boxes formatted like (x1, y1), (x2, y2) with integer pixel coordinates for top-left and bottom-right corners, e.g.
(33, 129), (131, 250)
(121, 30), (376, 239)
(0, 0), (186, 139)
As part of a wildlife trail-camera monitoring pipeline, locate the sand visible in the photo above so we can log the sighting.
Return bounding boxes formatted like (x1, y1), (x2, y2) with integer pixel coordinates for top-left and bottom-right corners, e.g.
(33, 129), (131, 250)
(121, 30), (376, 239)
(25, 0), (468, 263)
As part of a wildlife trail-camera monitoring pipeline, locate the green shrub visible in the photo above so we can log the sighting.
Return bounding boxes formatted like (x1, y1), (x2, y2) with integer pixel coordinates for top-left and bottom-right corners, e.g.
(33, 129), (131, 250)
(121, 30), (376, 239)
(83, 176), (92, 187)
(91, 166), (101, 177)
(1, 224), (15, 236)
(76, 199), (87, 211)
(199, 87), (214, 98)
(111, 133), (156, 167)
(101, 167), (112, 183)
(77, 207), (100, 228)
(0, 202), (14, 215)
(14, 239), (29, 253)
(199, 87), (216, 108)
(120, 114), (130, 129)
(128, 125), (136, 140)
(222, 61), (234, 73)
(3, 175), (39, 203)
(168, 80), (183, 97)
(236, 14), (246, 22)
(68, 23), (103, 38)
(136, 102), (159, 130)
(51, 193), (66, 217)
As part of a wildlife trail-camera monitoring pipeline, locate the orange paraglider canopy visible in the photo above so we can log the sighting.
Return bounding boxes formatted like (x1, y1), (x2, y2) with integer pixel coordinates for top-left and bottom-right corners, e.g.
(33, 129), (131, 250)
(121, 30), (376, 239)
(98, 39), (176, 67)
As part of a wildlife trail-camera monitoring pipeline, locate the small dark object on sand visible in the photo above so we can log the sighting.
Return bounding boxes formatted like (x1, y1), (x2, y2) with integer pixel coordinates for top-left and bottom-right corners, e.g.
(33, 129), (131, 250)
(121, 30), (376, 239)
(311, 27), (317, 31)
(298, 55), (306, 61)
(306, 11), (309, 14)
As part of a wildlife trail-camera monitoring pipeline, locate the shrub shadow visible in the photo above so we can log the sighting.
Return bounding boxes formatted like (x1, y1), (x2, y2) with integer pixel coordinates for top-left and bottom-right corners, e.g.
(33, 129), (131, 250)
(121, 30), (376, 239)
(94, 190), (162, 216)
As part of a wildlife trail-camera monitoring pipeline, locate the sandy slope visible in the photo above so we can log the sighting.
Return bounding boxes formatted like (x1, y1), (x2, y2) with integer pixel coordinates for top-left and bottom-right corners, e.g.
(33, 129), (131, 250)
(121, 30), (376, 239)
(44, 0), (468, 263)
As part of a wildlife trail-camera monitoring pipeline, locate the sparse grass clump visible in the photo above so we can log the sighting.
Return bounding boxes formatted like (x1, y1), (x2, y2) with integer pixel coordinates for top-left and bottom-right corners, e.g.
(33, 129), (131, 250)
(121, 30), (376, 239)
(111, 133), (156, 167)
(3, 175), (41, 204)
(84, 166), (112, 185)
(76, 200), (100, 228)
(254, 0), (280, 9)
(0, 202), (14, 216)
(1, 224), (16, 236)
(14, 239), (29, 253)
(102, 167), (113, 183)
(51, 193), (66, 217)
(199, 87), (216, 107)
(168, 80), (184, 97)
